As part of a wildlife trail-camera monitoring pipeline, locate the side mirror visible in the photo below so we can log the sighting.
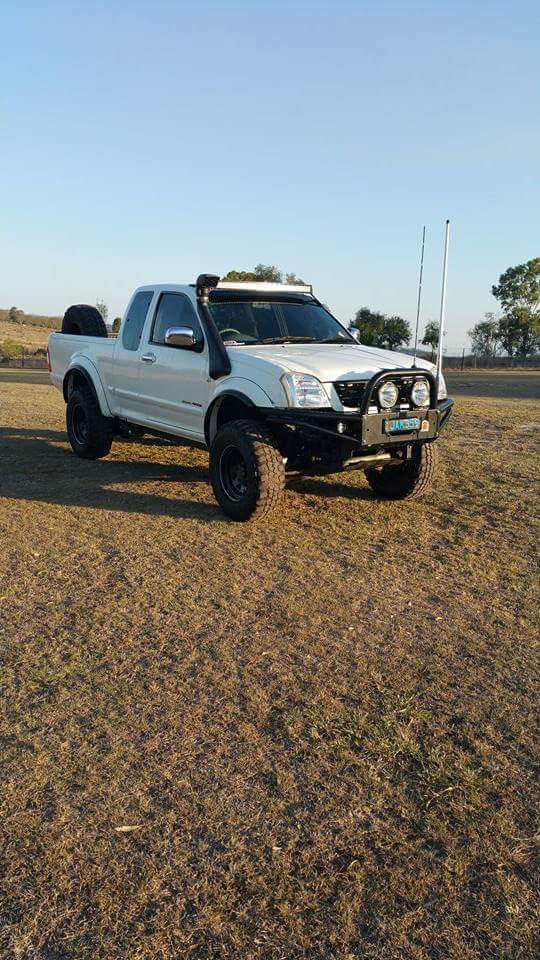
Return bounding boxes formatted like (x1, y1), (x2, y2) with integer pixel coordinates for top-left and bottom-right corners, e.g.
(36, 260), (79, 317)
(164, 326), (198, 348)
(351, 328), (361, 342)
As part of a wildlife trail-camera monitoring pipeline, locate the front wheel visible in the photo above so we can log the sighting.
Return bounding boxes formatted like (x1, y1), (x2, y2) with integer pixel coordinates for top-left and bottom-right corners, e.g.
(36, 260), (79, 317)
(210, 419), (285, 521)
(365, 442), (439, 500)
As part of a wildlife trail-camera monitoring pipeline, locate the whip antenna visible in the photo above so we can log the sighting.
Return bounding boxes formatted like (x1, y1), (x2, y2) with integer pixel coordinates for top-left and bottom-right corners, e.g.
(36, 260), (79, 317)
(412, 225), (426, 368)
(436, 220), (450, 394)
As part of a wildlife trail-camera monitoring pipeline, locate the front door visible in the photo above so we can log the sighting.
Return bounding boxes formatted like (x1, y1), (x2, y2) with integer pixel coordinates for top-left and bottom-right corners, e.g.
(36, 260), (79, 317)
(137, 291), (208, 440)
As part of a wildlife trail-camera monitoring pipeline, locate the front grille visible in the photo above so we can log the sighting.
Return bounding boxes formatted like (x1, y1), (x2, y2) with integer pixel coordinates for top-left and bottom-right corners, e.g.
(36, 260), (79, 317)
(333, 380), (367, 409)
(334, 374), (431, 411)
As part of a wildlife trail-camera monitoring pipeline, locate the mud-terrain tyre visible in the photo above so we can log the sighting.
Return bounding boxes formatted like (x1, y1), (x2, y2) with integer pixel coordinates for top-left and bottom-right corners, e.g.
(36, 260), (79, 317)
(62, 304), (108, 337)
(210, 419), (285, 521)
(365, 442), (439, 500)
(66, 384), (114, 459)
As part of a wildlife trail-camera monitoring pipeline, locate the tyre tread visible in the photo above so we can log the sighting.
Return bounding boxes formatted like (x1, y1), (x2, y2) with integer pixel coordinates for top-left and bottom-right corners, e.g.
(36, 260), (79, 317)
(66, 384), (114, 459)
(210, 418), (285, 520)
(366, 443), (439, 500)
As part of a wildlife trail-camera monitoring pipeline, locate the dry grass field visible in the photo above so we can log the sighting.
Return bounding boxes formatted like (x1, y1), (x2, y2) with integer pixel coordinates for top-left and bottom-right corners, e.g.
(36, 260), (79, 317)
(0, 373), (538, 960)
(0, 321), (54, 352)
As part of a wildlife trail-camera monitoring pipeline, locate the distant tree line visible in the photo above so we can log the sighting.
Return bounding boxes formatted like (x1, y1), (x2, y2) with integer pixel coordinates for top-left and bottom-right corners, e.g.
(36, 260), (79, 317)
(354, 257), (539, 359)
(468, 258), (539, 358)
(222, 264), (306, 285)
(350, 310), (440, 355)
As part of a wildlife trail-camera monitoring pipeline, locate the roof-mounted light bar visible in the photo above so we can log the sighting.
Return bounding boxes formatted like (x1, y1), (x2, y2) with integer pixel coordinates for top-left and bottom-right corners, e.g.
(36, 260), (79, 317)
(217, 280), (313, 295)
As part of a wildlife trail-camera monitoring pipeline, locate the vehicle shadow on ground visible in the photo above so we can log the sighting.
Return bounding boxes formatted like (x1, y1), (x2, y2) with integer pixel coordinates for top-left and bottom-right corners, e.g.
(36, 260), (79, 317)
(0, 427), (220, 521)
(289, 475), (374, 500)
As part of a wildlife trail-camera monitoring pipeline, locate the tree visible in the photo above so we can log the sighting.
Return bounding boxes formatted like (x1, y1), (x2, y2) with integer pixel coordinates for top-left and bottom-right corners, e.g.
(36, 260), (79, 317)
(253, 264), (282, 282)
(497, 312), (539, 358)
(352, 307), (385, 345)
(222, 270), (259, 282)
(384, 315), (411, 350)
(491, 258), (540, 357)
(222, 264), (306, 284)
(352, 307), (410, 350)
(421, 321), (439, 361)
(96, 300), (108, 322)
(492, 258), (539, 316)
(8, 306), (23, 324)
(468, 314), (500, 358)
(111, 317), (122, 334)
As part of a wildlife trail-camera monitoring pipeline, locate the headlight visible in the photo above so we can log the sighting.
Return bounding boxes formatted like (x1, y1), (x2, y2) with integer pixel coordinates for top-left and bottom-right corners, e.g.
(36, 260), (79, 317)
(411, 378), (430, 407)
(378, 381), (399, 409)
(281, 372), (331, 408)
(437, 373), (447, 400)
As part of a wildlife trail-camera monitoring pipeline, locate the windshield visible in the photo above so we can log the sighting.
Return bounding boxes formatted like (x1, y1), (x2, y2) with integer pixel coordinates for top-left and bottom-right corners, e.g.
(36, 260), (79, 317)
(208, 298), (354, 345)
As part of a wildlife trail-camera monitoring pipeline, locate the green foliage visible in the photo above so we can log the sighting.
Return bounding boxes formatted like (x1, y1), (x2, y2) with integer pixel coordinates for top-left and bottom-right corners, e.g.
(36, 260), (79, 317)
(95, 300), (108, 322)
(382, 315), (411, 350)
(497, 311), (539, 358)
(492, 258), (539, 315)
(421, 321), (439, 360)
(468, 314), (500, 358)
(8, 306), (23, 324)
(222, 270), (259, 282)
(253, 264), (282, 282)
(352, 307), (411, 350)
(0, 338), (26, 358)
(222, 265), (306, 284)
(352, 308), (385, 345)
(491, 258), (540, 357)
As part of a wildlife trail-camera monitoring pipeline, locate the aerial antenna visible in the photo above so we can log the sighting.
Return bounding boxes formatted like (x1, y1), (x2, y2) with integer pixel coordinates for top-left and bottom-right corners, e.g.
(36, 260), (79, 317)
(411, 225), (426, 368)
(436, 220), (450, 395)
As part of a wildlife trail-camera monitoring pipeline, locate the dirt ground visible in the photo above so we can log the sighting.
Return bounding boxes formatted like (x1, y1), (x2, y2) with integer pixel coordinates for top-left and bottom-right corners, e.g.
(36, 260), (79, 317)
(0, 375), (538, 960)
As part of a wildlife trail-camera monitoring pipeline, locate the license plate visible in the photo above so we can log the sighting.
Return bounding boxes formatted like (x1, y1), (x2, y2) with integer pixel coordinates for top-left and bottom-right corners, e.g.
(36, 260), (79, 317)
(385, 417), (421, 433)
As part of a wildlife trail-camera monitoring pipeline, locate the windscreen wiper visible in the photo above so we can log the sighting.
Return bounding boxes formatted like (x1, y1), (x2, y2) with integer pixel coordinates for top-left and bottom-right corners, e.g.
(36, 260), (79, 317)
(320, 336), (354, 343)
(260, 336), (318, 344)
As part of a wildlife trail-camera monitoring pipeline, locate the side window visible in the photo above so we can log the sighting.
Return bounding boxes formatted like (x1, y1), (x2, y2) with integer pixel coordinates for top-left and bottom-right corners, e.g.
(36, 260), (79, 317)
(151, 293), (203, 346)
(121, 291), (154, 351)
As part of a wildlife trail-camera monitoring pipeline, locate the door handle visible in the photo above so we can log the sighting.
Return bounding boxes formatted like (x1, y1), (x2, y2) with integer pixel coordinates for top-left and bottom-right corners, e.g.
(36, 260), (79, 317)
(141, 352), (156, 363)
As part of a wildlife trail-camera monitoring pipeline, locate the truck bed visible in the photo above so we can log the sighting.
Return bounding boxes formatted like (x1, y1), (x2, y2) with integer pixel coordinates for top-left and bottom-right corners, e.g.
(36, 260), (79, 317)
(48, 333), (116, 395)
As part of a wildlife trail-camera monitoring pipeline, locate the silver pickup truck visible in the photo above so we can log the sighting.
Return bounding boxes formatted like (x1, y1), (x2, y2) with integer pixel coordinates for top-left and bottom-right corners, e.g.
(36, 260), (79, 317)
(48, 274), (453, 520)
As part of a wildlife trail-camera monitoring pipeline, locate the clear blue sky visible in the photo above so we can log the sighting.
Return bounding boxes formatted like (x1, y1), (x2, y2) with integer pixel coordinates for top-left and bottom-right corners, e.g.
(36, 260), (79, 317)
(2, 0), (539, 351)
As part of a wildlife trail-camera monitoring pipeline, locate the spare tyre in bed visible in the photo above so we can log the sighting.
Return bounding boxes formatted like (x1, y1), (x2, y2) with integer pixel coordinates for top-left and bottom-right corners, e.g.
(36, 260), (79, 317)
(61, 304), (108, 337)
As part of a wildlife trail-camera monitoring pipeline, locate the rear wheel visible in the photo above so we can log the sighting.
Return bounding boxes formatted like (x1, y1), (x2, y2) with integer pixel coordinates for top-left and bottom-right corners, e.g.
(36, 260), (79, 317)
(365, 442), (439, 500)
(210, 419), (285, 521)
(62, 304), (108, 337)
(66, 384), (114, 459)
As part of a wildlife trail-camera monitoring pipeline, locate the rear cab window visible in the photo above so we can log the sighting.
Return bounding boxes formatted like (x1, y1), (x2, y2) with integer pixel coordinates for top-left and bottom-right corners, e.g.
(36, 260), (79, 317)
(121, 290), (154, 351)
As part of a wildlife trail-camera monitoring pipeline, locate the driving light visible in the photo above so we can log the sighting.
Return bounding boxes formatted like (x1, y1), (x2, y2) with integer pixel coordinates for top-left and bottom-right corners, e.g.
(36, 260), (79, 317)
(411, 378), (430, 407)
(281, 372), (331, 408)
(437, 373), (447, 400)
(378, 381), (399, 409)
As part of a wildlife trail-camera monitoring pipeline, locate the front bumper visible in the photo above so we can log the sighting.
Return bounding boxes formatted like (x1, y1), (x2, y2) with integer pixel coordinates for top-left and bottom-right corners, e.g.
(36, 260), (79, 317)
(262, 398), (453, 450)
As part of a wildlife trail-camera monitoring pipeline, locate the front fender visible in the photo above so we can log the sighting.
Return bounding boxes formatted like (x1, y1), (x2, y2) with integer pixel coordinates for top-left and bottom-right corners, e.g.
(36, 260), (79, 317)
(63, 358), (112, 417)
(205, 378), (277, 443)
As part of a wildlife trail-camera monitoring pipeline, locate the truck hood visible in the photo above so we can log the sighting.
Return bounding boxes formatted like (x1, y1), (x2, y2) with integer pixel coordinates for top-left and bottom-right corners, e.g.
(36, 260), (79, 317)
(228, 342), (435, 383)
